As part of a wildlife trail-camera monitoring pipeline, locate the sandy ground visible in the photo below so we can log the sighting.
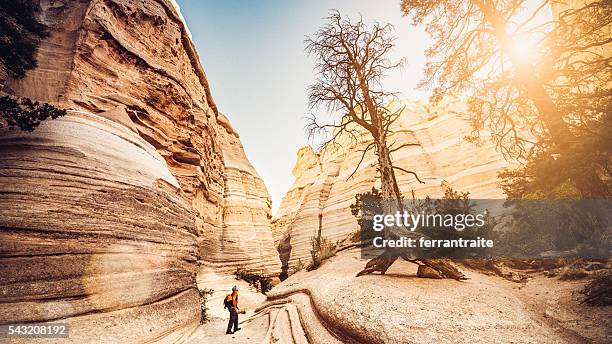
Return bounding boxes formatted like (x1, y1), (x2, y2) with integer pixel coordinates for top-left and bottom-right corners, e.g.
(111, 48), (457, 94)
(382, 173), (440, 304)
(186, 251), (610, 344)
(194, 267), (266, 320)
(508, 273), (610, 343)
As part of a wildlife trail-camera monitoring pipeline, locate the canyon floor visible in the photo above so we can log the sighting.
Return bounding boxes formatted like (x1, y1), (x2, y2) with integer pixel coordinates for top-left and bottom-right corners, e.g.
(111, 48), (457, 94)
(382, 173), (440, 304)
(188, 250), (610, 344)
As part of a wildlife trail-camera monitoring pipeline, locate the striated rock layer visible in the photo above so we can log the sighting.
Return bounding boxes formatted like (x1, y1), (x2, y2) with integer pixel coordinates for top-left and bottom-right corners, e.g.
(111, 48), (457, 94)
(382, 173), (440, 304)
(0, 0), (279, 342)
(272, 98), (513, 272)
(204, 113), (281, 274)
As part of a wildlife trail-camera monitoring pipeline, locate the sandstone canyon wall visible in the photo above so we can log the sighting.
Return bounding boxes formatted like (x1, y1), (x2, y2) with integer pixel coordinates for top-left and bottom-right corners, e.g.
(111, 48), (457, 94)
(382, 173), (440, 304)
(0, 0), (279, 342)
(272, 98), (513, 273)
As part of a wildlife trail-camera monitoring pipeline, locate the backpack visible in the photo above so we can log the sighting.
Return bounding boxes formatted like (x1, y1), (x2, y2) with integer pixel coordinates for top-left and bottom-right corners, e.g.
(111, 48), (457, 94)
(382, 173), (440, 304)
(223, 294), (232, 309)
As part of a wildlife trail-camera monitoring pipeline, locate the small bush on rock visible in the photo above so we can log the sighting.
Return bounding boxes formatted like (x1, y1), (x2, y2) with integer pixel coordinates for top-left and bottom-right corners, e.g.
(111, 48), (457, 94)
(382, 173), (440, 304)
(292, 259), (305, 274)
(199, 288), (214, 323)
(307, 231), (336, 271)
(350, 187), (383, 243)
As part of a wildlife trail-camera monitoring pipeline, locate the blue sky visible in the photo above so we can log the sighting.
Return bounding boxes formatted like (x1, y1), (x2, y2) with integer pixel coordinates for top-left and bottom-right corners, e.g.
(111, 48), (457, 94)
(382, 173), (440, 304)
(177, 0), (431, 213)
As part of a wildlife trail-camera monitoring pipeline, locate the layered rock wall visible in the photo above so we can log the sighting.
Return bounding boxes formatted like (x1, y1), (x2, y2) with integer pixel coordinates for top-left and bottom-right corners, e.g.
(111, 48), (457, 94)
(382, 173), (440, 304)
(0, 0), (279, 341)
(0, 112), (201, 342)
(272, 98), (513, 272)
(203, 113), (282, 275)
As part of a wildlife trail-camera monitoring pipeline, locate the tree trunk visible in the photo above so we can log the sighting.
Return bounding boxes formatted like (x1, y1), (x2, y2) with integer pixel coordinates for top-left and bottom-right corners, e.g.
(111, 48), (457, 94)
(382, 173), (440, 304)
(356, 134), (401, 275)
(375, 133), (400, 246)
(357, 133), (468, 279)
(375, 136), (397, 206)
(355, 63), (468, 279)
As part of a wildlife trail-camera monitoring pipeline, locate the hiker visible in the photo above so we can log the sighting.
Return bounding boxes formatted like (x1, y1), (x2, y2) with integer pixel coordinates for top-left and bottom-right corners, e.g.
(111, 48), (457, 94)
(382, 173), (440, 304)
(224, 286), (241, 334)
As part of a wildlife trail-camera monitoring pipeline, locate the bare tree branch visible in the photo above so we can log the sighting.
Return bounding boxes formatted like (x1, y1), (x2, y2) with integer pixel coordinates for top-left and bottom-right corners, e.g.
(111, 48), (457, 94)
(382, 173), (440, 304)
(393, 166), (426, 184)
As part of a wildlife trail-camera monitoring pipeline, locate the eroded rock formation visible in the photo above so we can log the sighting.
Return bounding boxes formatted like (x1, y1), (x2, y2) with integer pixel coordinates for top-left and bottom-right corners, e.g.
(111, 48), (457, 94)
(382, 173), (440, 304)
(0, 0), (279, 341)
(205, 113), (281, 275)
(272, 98), (513, 272)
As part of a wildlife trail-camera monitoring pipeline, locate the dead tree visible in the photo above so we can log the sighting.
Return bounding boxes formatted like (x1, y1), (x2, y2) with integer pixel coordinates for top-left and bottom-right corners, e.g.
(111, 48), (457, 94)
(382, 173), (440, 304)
(306, 10), (466, 280)
(306, 10), (409, 205)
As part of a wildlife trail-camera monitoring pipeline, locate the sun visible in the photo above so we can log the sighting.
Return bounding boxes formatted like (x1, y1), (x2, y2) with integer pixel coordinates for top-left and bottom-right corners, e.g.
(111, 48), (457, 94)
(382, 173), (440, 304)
(503, 33), (541, 66)
(510, 40), (534, 61)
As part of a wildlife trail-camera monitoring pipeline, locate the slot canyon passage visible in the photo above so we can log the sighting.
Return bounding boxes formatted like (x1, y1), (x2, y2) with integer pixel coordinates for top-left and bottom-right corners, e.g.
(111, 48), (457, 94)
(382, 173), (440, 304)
(0, 1), (609, 343)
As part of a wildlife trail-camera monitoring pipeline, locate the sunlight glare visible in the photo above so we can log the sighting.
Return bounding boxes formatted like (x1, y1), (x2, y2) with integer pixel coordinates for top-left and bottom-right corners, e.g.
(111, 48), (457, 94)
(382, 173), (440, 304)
(510, 39), (533, 61)
(505, 33), (541, 66)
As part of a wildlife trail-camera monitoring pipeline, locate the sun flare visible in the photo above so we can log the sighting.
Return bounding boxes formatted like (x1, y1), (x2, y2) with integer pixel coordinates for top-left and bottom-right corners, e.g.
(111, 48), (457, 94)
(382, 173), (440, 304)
(505, 33), (542, 64)
(510, 40), (534, 61)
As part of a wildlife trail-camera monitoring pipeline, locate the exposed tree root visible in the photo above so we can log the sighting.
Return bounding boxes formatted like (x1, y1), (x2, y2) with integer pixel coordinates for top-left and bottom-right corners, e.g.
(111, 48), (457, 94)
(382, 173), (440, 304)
(416, 258), (467, 280)
(356, 251), (467, 280)
(355, 251), (398, 277)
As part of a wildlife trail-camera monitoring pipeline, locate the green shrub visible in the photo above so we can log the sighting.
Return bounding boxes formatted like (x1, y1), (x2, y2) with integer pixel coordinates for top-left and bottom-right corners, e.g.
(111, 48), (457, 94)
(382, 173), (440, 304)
(0, 96), (66, 131)
(0, 2), (66, 132)
(293, 259), (305, 274)
(234, 269), (273, 294)
(307, 231), (336, 271)
(198, 288), (214, 323)
(350, 187), (384, 243)
(500, 199), (610, 259)
(0, 0), (49, 79)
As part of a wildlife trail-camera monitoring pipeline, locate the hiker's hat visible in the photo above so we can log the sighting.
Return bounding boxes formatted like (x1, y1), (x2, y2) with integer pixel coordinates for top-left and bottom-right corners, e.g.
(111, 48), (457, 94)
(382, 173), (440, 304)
(232, 285), (238, 291)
